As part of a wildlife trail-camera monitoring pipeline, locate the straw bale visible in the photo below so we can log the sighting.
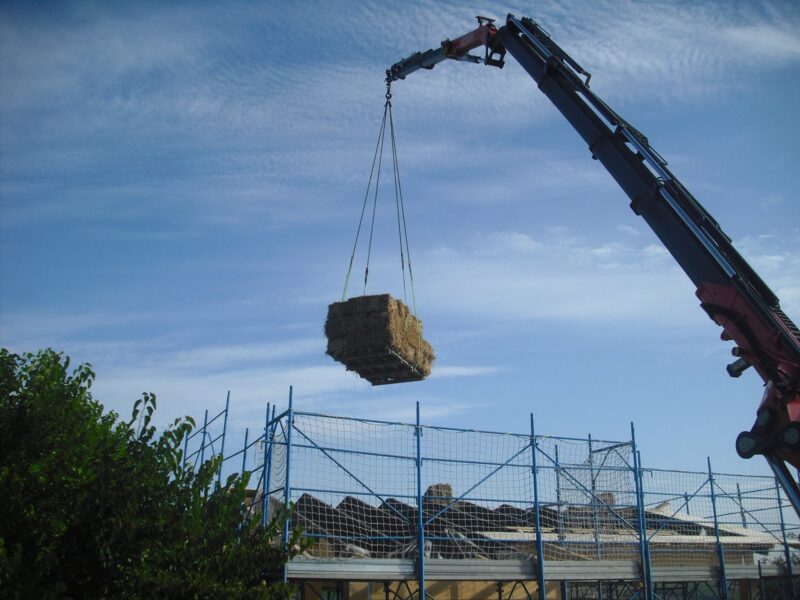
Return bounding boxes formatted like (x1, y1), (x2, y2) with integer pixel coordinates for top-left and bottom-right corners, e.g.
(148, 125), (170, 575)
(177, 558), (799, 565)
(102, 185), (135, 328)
(326, 294), (392, 319)
(424, 483), (454, 503)
(325, 294), (435, 379)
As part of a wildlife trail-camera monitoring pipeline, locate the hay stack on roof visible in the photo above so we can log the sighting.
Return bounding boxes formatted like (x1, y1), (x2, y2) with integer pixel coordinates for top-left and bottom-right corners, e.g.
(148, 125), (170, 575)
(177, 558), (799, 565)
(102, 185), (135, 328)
(325, 294), (434, 385)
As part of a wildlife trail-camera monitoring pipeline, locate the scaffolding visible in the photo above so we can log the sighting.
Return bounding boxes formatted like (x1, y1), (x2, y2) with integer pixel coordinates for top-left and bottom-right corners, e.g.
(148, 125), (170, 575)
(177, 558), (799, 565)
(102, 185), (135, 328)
(186, 391), (800, 600)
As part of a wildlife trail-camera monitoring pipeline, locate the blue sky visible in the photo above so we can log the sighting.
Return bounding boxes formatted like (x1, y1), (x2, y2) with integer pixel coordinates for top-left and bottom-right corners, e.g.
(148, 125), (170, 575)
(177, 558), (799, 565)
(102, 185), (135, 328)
(1, 0), (799, 477)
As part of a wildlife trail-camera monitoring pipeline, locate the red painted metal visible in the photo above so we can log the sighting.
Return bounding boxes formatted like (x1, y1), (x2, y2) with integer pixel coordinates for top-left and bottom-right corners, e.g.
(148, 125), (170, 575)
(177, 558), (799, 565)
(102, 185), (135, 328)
(697, 284), (800, 386)
(698, 283), (800, 467)
(442, 23), (497, 58)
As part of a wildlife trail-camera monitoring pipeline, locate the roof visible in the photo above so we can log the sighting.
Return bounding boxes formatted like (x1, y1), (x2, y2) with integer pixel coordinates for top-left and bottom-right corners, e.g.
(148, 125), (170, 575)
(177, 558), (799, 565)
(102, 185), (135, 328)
(282, 489), (785, 560)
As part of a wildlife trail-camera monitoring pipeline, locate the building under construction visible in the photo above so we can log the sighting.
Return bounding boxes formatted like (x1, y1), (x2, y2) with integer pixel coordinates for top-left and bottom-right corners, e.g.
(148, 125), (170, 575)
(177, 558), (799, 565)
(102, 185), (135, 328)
(190, 395), (800, 599)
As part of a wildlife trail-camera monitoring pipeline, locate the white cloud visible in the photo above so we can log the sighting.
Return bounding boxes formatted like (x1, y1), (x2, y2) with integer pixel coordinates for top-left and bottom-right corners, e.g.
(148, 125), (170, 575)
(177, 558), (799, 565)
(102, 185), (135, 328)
(0, 310), (158, 351)
(10, 325), (490, 430)
(92, 357), (485, 434)
(617, 224), (642, 237)
(3, 0), (798, 238)
(169, 340), (323, 372)
(735, 234), (800, 318)
(721, 24), (800, 62)
(477, 232), (541, 254)
(4, 0), (797, 142)
(94, 362), (358, 417)
(1, 0), (798, 460)
(416, 228), (702, 324)
(415, 225), (800, 327)
(431, 365), (501, 378)
(521, 0), (800, 107)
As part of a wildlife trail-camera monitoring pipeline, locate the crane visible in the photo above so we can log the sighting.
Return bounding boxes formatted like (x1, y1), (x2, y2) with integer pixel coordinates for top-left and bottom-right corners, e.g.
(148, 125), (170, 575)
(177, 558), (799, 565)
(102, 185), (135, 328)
(387, 14), (800, 514)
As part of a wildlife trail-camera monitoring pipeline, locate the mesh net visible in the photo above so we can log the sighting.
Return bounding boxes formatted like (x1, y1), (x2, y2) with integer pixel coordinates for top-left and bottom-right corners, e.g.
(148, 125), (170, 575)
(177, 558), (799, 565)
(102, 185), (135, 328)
(183, 405), (228, 471)
(639, 468), (796, 570)
(285, 413), (418, 558)
(421, 426), (534, 560)
(264, 418), (288, 521)
(641, 468), (718, 567)
(712, 472), (792, 567)
(535, 436), (639, 562)
(255, 409), (795, 573)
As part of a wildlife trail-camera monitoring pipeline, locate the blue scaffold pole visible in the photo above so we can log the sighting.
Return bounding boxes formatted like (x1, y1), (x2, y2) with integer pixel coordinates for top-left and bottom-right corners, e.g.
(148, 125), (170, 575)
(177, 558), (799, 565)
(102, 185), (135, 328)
(416, 401), (426, 599)
(241, 426), (249, 475)
(631, 424), (652, 600)
(199, 408), (209, 466)
(587, 434), (601, 561)
(264, 404), (277, 523)
(261, 402), (271, 526)
(530, 415), (546, 600)
(707, 457), (728, 599)
(555, 444), (564, 545)
(736, 483), (747, 529)
(182, 422), (189, 469)
(775, 476), (794, 592)
(283, 386), (294, 584)
(217, 391), (230, 488)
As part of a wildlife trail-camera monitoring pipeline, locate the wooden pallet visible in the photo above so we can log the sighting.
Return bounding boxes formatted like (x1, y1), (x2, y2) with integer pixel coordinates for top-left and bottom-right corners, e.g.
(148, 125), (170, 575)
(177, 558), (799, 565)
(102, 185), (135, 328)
(332, 346), (425, 386)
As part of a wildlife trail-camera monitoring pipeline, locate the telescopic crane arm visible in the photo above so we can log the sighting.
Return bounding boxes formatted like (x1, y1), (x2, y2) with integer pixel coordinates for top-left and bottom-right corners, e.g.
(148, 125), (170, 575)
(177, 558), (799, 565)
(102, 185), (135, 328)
(388, 14), (800, 513)
(387, 17), (505, 82)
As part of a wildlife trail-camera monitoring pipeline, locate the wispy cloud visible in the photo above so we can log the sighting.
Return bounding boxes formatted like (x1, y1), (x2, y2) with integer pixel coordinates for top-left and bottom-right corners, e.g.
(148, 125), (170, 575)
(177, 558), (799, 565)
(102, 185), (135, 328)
(1, 0), (797, 472)
(735, 232), (800, 318)
(167, 339), (323, 372)
(1, 308), (492, 428)
(316, 218), (800, 330)
(431, 365), (502, 378)
(538, 0), (800, 104)
(617, 224), (642, 237)
(0, 310), (160, 351)
(4, 0), (798, 228)
(91, 352), (485, 430)
(412, 226), (702, 324)
(720, 24), (800, 62)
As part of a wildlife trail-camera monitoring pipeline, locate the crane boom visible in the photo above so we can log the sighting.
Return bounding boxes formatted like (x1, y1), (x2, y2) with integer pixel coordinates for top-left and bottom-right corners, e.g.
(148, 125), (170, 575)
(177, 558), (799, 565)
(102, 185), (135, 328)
(388, 14), (800, 513)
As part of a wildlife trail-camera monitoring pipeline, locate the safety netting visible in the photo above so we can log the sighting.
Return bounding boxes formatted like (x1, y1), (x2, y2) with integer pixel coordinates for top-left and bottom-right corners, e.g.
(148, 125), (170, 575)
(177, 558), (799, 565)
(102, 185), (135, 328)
(248, 409), (796, 572)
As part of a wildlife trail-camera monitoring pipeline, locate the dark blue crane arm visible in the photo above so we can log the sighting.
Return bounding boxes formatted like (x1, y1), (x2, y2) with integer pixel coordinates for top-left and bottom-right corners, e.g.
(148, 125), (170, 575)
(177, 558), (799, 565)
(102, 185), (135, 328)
(388, 13), (800, 513)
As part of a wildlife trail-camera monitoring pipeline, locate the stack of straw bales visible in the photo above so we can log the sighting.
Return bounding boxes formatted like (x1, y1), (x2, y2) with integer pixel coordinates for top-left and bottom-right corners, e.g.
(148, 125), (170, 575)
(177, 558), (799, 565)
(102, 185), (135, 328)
(325, 294), (434, 383)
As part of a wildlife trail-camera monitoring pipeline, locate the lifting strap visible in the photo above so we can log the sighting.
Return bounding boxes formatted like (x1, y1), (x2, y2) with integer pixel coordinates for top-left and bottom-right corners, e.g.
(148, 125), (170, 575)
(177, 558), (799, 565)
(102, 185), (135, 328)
(387, 86), (418, 318)
(341, 97), (388, 301)
(341, 80), (419, 319)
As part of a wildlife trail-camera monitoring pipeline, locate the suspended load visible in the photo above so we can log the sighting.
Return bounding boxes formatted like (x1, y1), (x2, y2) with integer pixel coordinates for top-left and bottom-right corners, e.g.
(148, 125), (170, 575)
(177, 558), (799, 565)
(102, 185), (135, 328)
(326, 294), (434, 385)
(326, 78), (434, 385)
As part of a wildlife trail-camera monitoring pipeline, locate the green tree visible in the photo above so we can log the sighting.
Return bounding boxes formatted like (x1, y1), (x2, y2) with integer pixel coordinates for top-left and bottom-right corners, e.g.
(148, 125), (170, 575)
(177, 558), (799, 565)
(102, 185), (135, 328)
(0, 349), (305, 599)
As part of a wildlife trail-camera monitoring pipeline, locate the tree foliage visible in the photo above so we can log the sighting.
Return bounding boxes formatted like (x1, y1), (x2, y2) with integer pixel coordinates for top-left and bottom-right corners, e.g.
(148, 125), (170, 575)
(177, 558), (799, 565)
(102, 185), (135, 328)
(0, 349), (304, 599)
